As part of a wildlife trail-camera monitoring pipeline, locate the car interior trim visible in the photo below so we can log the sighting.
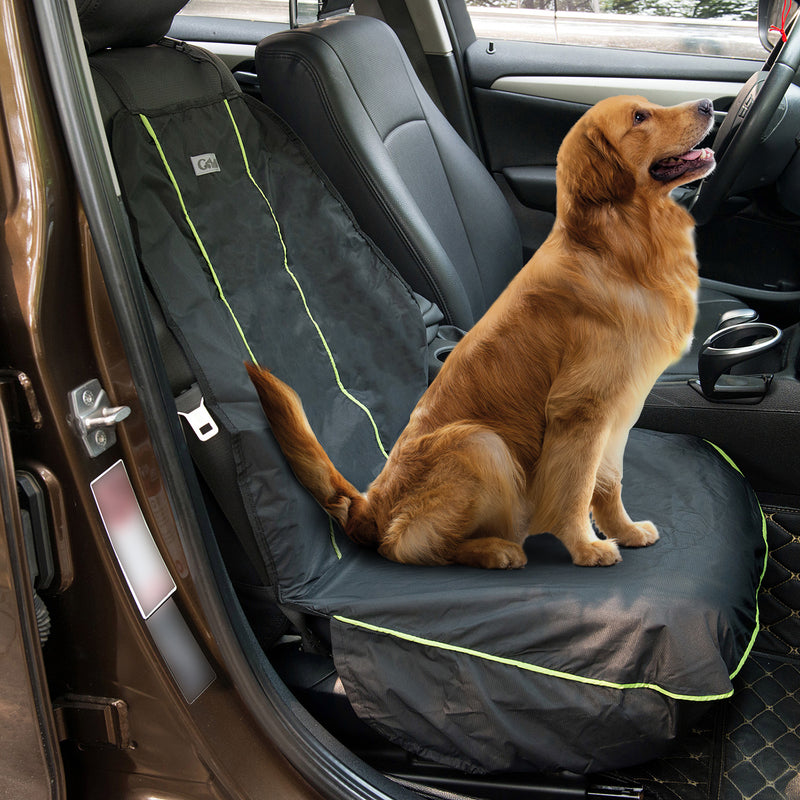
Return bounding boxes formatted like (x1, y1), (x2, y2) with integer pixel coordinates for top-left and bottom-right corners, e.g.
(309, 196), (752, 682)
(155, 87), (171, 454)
(90, 458), (178, 620)
(404, 0), (452, 56)
(489, 75), (744, 107)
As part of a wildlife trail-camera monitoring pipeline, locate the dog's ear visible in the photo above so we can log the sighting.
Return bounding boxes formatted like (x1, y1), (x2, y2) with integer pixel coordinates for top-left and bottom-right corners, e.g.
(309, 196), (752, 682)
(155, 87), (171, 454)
(559, 125), (636, 207)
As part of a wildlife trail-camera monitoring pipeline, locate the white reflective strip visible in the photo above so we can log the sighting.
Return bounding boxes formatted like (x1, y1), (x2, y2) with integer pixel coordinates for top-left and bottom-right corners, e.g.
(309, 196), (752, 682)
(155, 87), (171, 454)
(489, 76), (743, 107)
(91, 460), (176, 619)
(146, 599), (216, 704)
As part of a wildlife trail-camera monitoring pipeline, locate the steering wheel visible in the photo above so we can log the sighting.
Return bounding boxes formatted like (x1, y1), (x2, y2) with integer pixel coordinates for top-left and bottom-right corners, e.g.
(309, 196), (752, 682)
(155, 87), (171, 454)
(689, 14), (800, 225)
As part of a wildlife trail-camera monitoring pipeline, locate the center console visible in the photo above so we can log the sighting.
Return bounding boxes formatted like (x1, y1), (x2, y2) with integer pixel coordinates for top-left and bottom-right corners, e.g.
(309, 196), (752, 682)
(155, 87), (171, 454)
(641, 314), (800, 504)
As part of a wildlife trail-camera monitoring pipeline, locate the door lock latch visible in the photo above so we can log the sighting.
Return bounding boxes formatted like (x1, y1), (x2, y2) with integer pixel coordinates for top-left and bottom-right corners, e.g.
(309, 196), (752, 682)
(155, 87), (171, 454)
(68, 379), (131, 457)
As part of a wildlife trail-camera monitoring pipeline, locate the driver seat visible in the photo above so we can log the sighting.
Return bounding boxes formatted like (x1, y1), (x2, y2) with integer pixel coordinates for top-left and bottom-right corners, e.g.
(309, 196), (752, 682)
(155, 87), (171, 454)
(255, 14), (751, 378)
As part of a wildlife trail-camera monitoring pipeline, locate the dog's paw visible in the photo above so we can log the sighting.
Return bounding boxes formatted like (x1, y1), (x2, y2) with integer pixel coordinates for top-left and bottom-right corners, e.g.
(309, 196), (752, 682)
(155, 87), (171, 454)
(615, 520), (659, 548)
(487, 542), (528, 570)
(571, 538), (622, 567)
(452, 538), (528, 569)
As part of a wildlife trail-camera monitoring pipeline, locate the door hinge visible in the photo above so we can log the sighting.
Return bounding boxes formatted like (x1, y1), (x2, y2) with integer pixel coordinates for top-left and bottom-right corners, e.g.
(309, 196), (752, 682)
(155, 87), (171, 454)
(68, 379), (131, 457)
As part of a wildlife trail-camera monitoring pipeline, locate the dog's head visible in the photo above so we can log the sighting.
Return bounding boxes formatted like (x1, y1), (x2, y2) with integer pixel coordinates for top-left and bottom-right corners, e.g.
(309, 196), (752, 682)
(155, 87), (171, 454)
(557, 95), (716, 207)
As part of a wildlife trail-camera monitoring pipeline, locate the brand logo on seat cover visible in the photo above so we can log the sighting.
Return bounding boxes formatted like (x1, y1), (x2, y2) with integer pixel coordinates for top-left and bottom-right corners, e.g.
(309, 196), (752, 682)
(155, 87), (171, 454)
(190, 153), (220, 176)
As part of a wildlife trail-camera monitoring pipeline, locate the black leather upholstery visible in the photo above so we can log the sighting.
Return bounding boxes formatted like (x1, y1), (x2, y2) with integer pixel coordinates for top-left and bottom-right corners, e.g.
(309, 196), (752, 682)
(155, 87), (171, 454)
(256, 15), (750, 370)
(257, 16), (523, 330)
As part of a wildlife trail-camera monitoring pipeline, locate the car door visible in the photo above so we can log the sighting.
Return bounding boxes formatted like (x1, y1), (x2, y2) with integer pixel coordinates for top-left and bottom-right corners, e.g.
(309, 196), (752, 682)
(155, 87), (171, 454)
(0, 384), (65, 800)
(456, 4), (761, 247)
(467, 39), (757, 246)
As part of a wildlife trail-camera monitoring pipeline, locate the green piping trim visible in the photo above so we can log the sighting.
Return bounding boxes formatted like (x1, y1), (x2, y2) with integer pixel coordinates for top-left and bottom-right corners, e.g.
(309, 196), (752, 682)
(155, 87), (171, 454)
(333, 615), (733, 701)
(223, 100), (389, 461)
(329, 517), (342, 560)
(704, 440), (769, 682)
(704, 440), (744, 475)
(333, 442), (768, 702)
(138, 114), (259, 365)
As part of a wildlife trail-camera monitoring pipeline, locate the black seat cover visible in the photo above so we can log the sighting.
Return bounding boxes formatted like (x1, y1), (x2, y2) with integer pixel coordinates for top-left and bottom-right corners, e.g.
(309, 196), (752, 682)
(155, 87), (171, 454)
(255, 15), (750, 375)
(78, 0), (766, 775)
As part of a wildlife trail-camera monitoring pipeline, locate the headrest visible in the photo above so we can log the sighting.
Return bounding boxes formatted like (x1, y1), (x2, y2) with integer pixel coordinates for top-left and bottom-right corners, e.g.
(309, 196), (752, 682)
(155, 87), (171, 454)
(77, 0), (188, 54)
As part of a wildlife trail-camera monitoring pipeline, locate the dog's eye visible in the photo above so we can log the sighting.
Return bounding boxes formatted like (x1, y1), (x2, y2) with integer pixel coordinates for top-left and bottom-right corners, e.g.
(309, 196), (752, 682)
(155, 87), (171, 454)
(633, 110), (649, 126)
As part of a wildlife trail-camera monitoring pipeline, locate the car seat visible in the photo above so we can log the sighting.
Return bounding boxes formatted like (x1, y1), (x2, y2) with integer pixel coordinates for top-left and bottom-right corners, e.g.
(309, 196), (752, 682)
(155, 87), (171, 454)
(255, 14), (752, 378)
(77, 0), (766, 775)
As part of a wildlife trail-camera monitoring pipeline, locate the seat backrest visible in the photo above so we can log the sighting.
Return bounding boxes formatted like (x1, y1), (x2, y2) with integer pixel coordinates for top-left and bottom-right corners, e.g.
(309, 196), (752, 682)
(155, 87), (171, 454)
(78, 0), (429, 639)
(256, 16), (523, 330)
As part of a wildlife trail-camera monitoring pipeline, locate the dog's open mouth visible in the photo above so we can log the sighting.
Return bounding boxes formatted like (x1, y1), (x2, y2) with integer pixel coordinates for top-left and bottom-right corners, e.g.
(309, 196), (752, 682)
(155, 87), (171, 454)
(650, 147), (715, 182)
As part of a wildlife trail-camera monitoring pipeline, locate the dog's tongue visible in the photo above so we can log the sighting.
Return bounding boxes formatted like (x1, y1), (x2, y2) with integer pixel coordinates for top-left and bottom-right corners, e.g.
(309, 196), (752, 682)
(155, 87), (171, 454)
(651, 147), (714, 181)
(650, 146), (714, 182)
(670, 147), (713, 163)
(656, 147), (714, 167)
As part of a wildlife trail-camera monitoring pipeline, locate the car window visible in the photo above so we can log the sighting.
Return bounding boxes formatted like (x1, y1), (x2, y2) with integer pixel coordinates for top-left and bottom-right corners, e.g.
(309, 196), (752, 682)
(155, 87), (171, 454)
(466, 0), (765, 58)
(180, 0), (763, 58)
(179, 0), (325, 27)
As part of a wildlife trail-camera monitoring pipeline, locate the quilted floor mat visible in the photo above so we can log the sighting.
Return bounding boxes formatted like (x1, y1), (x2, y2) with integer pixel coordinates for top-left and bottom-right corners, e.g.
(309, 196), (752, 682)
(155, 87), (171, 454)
(757, 509), (800, 659)
(608, 652), (800, 800)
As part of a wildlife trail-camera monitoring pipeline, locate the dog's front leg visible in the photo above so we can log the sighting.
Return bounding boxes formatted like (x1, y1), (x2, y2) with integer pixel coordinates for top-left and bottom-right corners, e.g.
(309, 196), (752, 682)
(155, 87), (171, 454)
(591, 404), (659, 548)
(528, 411), (622, 567)
(591, 479), (658, 547)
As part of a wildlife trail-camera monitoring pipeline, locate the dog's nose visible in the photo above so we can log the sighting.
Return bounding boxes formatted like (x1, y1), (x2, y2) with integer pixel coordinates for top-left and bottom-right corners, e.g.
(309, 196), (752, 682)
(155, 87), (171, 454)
(697, 98), (713, 116)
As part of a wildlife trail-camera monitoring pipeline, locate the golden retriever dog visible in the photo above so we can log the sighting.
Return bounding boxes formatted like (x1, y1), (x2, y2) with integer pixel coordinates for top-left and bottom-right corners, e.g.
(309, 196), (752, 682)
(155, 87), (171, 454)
(247, 95), (715, 568)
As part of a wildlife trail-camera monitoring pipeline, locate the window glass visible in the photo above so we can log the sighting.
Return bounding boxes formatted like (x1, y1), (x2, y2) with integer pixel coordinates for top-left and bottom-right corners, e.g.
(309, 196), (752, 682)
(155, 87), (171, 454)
(466, 0), (764, 58)
(179, 0), (323, 27)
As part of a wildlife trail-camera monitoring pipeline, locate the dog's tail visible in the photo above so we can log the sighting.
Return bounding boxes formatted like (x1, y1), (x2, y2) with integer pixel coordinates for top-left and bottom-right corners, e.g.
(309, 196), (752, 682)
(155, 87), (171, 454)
(245, 363), (379, 546)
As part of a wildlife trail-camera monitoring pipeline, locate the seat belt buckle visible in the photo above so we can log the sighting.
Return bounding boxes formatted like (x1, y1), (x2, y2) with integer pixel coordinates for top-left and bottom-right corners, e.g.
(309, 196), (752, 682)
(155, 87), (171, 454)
(175, 384), (219, 442)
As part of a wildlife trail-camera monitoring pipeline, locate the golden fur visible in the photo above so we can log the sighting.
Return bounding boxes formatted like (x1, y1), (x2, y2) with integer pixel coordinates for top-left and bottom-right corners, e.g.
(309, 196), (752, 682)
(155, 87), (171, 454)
(247, 95), (715, 568)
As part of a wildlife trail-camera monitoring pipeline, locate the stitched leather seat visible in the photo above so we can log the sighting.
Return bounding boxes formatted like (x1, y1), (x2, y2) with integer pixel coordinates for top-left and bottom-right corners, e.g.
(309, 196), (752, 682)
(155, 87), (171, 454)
(255, 15), (749, 376)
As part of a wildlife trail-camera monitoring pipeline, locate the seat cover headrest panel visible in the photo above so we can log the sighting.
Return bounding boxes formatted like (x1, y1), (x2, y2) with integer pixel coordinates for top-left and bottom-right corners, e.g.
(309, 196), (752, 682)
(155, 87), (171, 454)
(77, 0), (188, 54)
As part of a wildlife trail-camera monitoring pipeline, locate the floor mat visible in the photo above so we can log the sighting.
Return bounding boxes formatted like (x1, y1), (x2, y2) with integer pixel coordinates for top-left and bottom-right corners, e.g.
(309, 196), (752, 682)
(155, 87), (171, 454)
(608, 652), (800, 800)
(757, 509), (800, 659)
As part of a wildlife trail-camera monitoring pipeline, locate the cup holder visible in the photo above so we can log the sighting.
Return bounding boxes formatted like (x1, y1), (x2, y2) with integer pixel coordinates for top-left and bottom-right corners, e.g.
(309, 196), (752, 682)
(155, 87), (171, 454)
(692, 322), (783, 401)
(433, 347), (453, 364)
(428, 325), (466, 378)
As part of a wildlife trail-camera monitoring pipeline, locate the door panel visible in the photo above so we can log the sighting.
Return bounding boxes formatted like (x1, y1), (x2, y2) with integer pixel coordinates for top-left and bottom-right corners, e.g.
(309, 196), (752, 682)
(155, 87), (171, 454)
(465, 39), (757, 253)
(488, 75), (744, 107)
(466, 38), (759, 88)
(0, 388), (64, 799)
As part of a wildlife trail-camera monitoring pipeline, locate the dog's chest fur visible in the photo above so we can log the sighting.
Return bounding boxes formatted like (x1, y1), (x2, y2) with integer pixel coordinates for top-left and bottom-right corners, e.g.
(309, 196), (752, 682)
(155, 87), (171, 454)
(598, 195), (699, 357)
